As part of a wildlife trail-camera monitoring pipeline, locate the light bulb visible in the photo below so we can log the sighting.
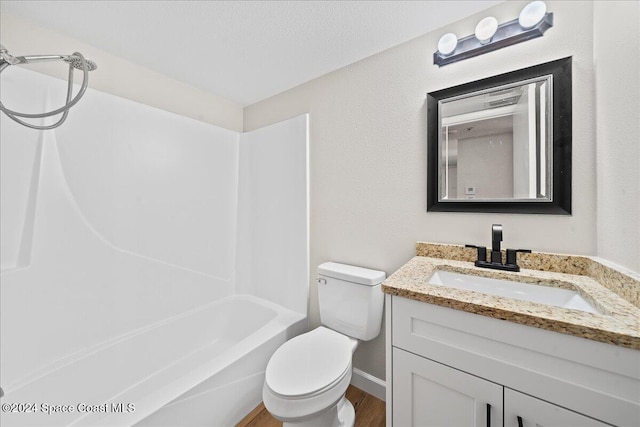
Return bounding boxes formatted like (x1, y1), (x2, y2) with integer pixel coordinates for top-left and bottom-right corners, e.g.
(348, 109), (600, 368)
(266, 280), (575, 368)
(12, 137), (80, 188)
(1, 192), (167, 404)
(475, 17), (498, 45)
(519, 1), (547, 29)
(437, 33), (458, 56)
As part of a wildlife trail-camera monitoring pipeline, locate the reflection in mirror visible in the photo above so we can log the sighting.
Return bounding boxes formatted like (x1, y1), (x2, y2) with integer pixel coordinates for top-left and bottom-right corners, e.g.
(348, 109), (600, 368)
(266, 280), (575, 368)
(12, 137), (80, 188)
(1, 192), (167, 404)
(427, 57), (572, 214)
(439, 77), (552, 201)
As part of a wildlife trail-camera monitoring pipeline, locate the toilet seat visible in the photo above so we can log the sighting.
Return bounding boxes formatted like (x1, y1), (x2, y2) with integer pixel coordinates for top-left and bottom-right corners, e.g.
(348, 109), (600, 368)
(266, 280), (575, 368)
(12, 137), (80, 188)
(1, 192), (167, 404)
(263, 327), (356, 422)
(265, 327), (353, 398)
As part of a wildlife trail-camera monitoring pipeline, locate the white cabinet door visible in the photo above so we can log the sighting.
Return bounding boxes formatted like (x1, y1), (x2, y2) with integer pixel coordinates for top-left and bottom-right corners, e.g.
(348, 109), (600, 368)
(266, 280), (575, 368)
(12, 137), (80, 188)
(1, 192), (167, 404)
(393, 348), (503, 427)
(504, 388), (609, 427)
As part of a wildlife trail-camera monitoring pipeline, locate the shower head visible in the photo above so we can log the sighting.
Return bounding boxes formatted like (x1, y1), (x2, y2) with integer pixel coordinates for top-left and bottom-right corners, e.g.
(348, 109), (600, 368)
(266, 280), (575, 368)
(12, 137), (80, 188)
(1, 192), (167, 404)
(63, 55), (98, 71)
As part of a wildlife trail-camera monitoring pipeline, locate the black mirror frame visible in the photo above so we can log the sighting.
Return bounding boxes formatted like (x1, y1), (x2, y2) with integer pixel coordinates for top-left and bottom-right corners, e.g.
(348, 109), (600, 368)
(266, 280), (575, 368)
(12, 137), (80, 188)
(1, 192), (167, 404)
(427, 57), (572, 215)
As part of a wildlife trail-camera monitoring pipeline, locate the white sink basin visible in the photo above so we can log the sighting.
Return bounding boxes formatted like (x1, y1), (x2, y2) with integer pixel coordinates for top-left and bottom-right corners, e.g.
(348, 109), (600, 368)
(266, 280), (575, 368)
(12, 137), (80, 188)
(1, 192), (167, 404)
(428, 270), (600, 314)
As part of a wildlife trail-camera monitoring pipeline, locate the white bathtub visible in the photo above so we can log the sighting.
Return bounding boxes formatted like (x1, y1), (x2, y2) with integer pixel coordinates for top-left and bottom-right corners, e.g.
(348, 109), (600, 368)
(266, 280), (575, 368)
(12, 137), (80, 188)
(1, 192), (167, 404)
(0, 295), (306, 427)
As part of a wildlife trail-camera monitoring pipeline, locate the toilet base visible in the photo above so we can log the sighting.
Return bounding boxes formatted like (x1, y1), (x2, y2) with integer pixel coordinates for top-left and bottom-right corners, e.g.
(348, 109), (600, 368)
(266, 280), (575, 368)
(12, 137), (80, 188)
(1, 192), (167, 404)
(283, 396), (355, 427)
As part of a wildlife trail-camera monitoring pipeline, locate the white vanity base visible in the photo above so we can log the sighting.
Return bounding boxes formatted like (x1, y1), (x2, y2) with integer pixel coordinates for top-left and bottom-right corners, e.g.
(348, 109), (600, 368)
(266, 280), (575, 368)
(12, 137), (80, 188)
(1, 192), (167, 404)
(385, 294), (640, 427)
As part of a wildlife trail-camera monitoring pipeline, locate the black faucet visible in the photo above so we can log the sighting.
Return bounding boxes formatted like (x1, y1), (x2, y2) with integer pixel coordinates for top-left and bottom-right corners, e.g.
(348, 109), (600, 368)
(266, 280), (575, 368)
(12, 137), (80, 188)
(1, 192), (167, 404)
(491, 224), (503, 263)
(466, 224), (531, 272)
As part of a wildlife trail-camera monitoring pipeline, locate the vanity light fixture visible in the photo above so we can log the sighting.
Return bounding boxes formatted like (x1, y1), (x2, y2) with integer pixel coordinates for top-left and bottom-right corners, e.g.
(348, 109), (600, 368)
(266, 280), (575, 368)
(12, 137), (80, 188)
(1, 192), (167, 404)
(434, 1), (553, 67)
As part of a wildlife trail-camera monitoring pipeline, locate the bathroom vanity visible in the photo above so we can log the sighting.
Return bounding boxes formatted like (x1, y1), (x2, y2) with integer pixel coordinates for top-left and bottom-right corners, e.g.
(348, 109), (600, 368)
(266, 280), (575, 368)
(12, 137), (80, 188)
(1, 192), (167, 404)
(383, 243), (640, 427)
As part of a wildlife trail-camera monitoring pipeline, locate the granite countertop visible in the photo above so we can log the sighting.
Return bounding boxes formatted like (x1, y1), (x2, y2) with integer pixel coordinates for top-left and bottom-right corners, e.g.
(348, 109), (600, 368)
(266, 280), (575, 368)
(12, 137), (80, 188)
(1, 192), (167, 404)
(382, 245), (640, 350)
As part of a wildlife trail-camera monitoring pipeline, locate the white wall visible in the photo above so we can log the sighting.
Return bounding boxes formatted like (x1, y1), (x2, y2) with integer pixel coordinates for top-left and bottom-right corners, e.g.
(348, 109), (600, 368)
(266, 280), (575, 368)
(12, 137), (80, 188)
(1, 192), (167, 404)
(594, 1), (640, 273)
(0, 13), (244, 131)
(243, 0), (600, 381)
(235, 115), (309, 315)
(457, 132), (513, 199)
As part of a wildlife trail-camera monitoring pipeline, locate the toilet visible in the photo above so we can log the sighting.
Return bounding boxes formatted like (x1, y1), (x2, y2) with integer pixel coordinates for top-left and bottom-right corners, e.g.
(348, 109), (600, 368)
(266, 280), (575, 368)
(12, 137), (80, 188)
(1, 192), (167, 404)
(263, 262), (385, 427)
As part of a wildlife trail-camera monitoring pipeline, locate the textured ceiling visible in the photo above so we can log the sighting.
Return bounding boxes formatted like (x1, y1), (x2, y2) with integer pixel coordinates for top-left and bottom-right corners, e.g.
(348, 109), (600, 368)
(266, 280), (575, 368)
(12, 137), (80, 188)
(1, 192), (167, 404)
(1, 1), (503, 105)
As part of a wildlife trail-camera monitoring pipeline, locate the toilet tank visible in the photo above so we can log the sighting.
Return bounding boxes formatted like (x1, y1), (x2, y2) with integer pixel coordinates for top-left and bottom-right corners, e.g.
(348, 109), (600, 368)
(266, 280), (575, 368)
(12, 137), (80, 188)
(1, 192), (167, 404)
(317, 262), (386, 341)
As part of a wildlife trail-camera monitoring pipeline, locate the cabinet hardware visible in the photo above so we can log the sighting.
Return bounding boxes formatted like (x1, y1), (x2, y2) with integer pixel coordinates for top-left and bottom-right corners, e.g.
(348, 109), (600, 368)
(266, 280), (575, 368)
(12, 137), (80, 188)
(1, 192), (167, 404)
(517, 415), (524, 427)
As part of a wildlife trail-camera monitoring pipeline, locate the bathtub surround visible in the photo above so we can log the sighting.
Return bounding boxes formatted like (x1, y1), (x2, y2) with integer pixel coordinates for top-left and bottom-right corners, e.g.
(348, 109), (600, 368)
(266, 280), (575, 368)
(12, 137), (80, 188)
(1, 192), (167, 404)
(1, 68), (240, 276)
(0, 68), (308, 426)
(235, 119), (310, 315)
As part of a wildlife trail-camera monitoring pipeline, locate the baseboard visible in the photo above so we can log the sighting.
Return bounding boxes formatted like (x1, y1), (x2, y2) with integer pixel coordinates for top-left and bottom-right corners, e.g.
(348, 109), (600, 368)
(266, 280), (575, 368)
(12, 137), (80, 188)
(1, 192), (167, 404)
(351, 368), (386, 402)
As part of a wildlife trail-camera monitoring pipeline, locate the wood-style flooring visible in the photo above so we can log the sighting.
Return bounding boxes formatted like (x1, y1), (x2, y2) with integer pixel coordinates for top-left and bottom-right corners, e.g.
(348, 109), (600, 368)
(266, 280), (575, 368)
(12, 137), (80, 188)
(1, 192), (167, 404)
(236, 385), (385, 427)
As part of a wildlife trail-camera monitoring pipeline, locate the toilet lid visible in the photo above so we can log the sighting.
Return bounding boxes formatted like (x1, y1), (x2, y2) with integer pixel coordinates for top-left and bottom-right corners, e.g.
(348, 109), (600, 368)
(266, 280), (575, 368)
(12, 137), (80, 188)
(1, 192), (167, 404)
(265, 327), (353, 397)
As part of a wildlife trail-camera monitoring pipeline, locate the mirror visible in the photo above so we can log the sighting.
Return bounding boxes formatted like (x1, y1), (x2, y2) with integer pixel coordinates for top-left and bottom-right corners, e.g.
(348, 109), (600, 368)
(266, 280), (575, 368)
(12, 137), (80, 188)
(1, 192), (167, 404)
(440, 77), (551, 201)
(427, 57), (572, 214)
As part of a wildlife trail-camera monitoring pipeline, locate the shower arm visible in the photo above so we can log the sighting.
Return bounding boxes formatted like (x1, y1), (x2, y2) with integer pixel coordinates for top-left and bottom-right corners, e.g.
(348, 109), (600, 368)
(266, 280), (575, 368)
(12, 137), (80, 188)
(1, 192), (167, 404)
(12, 54), (72, 65)
(0, 45), (79, 67)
